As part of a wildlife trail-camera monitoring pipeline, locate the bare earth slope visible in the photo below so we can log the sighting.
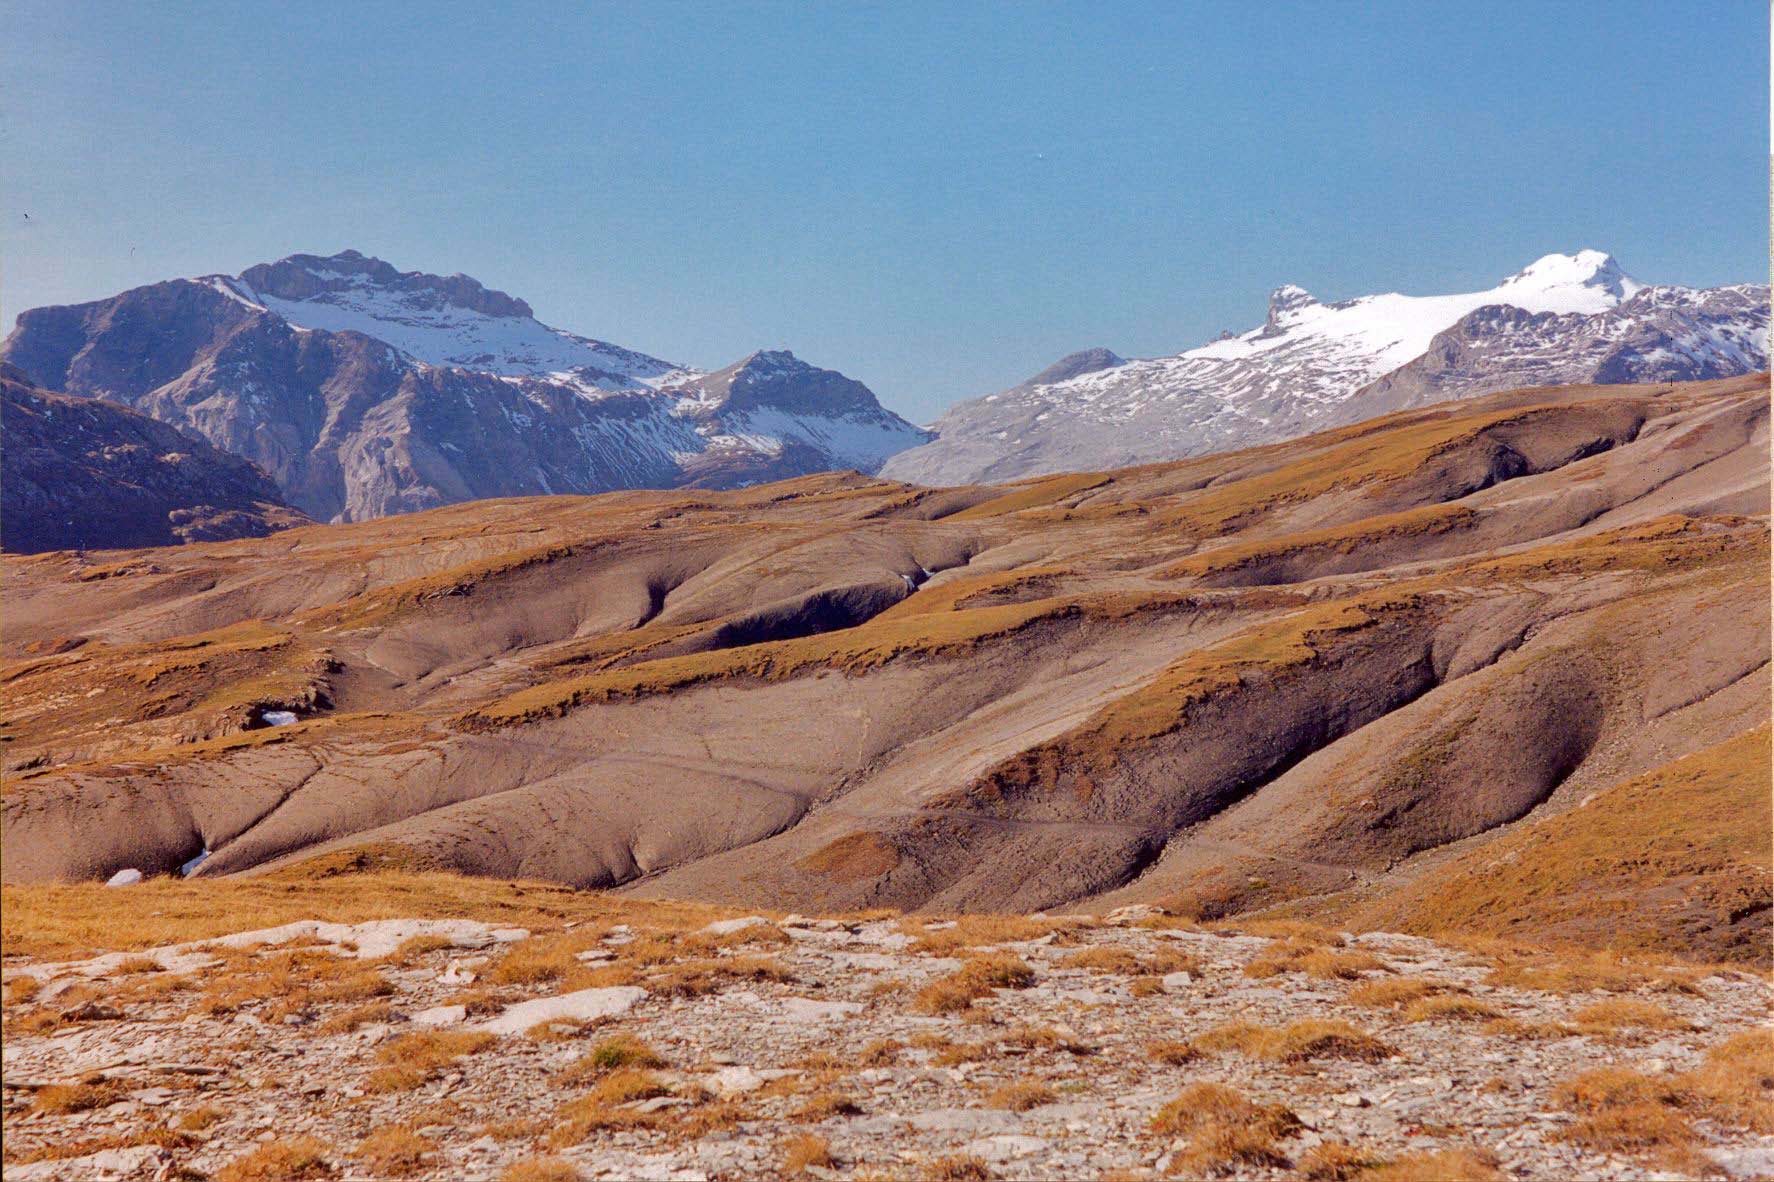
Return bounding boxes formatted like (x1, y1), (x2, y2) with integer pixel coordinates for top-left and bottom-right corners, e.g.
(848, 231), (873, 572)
(2, 375), (1768, 964)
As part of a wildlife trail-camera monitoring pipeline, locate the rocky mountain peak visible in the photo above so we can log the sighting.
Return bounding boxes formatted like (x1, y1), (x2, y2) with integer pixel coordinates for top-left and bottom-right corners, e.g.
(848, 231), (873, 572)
(238, 251), (535, 319)
(1266, 283), (1319, 329)
(1022, 347), (1126, 388)
(674, 349), (890, 420)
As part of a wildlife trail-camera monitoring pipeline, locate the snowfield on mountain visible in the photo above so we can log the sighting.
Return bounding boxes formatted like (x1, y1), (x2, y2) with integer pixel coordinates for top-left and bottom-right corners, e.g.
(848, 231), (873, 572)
(881, 251), (1769, 485)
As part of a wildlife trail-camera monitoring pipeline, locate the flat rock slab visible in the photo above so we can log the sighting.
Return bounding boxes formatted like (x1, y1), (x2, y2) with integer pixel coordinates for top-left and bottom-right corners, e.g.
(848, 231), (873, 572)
(904, 1107), (1025, 1134)
(963, 1134), (1050, 1161)
(475, 986), (648, 1035)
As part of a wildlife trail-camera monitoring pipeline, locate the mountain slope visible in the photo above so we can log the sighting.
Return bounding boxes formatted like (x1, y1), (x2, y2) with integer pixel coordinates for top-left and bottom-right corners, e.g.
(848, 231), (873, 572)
(881, 251), (1769, 485)
(1, 252), (930, 522)
(2, 375), (1765, 967)
(0, 364), (306, 553)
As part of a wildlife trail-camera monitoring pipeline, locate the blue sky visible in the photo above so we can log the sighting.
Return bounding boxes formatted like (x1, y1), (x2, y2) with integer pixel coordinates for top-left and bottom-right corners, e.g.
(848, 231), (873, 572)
(4, 0), (1766, 421)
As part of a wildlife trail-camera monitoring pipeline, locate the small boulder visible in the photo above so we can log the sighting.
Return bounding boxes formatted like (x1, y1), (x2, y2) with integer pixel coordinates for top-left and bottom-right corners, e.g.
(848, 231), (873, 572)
(413, 1005), (468, 1027)
(698, 916), (774, 938)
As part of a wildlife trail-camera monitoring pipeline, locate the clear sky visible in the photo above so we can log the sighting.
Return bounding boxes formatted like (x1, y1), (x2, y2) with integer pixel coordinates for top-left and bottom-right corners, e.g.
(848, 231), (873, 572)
(4, 0), (1766, 422)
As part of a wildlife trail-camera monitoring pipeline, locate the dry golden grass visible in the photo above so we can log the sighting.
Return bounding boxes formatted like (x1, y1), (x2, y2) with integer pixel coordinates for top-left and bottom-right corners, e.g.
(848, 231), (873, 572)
(949, 594), (1418, 815)
(793, 1088), (863, 1119)
(366, 1029), (496, 1093)
(0, 870), (750, 961)
(947, 472), (1110, 520)
(1146, 1039), (1200, 1065)
(1059, 945), (1201, 978)
(554, 1034), (667, 1085)
(178, 1105), (225, 1131)
(1685, 1027), (1774, 1131)
(485, 937), (582, 985)
(198, 948), (392, 1018)
(470, 590), (1174, 729)
(858, 1037), (902, 1065)
(390, 933), (457, 960)
(930, 1040), (991, 1066)
(1225, 919), (1349, 944)
(1479, 949), (1705, 995)
(1171, 1123), (1295, 1174)
(216, 1137), (335, 1182)
(1479, 1016), (1576, 1040)
(1552, 1027), (1773, 1161)
(1549, 1035), (1774, 1162)
(1245, 940), (1387, 981)
(476, 1118), (551, 1142)
(1061, 946), (1143, 973)
(913, 978), (981, 1015)
(1296, 1141), (1384, 1180)
(957, 952), (1037, 988)
(587, 1067), (670, 1105)
(1345, 977), (1451, 1008)
(913, 952), (1036, 1014)
(985, 1081), (1056, 1111)
(1194, 1019), (1392, 1063)
(796, 831), (903, 883)
(1150, 1081), (1298, 1137)
(500, 1158), (581, 1182)
(902, 915), (1061, 954)
(780, 1133), (835, 1174)
(30, 1080), (121, 1114)
(674, 1096), (753, 1139)
(315, 1000), (395, 1029)
(643, 954), (794, 998)
(1559, 1103), (1697, 1153)
(547, 1096), (663, 1144)
(1357, 1148), (1503, 1182)
(1324, 727), (1772, 965)
(1007, 1026), (1094, 1055)
(1151, 1082), (1301, 1175)
(1162, 502), (1480, 582)
(1555, 1067), (1688, 1112)
(920, 1155), (993, 1181)
(2, 1126), (199, 1166)
(1399, 995), (1501, 1023)
(353, 1126), (436, 1177)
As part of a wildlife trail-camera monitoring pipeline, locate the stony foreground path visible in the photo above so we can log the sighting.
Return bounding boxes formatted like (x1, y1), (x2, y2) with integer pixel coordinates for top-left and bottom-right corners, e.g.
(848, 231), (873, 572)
(2, 910), (1769, 1181)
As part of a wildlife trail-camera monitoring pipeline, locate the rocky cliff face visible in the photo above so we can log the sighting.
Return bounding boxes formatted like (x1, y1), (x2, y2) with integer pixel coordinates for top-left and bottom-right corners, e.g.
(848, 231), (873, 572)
(0, 364), (305, 553)
(881, 252), (1769, 486)
(1, 253), (930, 521)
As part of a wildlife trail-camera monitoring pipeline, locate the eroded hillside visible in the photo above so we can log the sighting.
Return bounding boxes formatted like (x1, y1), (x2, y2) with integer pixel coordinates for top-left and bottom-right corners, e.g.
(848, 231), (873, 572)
(3, 375), (1767, 960)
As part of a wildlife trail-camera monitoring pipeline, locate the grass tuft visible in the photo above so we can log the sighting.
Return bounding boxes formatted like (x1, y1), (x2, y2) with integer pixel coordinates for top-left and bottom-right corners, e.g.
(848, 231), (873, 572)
(985, 1081), (1056, 1111)
(216, 1137), (335, 1182)
(1194, 1018), (1392, 1063)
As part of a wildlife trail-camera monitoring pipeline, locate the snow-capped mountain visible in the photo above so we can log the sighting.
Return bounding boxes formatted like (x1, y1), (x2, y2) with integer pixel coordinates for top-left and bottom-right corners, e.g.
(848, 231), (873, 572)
(1, 251), (931, 522)
(880, 251), (1769, 486)
(216, 250), (687, 386)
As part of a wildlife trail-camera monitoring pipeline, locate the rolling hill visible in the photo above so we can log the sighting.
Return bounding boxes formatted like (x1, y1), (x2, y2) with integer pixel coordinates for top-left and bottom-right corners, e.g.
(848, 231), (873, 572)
(3, 373), (1765, 963)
